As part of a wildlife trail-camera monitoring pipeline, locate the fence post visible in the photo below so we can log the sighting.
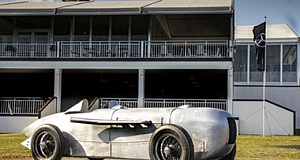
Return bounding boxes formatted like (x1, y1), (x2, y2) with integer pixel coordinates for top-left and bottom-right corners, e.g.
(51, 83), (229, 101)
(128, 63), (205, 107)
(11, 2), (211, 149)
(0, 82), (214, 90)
(140, 41), (144, 58)
(56, 41), (60, 58)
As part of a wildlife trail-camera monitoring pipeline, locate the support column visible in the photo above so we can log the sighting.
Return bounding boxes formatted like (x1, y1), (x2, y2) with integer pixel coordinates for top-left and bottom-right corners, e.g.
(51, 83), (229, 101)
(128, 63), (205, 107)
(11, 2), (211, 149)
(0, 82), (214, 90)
(138, 69), (145, 108)
(54, 69), (62, 113)
(227, 68), (234, 114)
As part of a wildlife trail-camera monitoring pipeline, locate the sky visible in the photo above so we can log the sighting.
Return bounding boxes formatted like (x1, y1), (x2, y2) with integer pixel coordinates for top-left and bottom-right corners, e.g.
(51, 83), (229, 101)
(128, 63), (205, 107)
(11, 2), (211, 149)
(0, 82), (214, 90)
(235, 0), (300, 35)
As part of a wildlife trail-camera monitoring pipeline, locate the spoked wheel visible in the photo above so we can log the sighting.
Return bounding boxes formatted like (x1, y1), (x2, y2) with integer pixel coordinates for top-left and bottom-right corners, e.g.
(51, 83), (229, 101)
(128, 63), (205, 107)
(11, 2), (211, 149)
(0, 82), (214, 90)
(31, 124), (65, 160)
(149, 125), (194, 160)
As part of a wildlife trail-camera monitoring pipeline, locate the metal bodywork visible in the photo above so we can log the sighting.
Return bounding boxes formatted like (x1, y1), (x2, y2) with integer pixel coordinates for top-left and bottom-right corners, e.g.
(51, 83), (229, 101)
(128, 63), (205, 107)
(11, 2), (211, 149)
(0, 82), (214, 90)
(22, 100), (236, 160)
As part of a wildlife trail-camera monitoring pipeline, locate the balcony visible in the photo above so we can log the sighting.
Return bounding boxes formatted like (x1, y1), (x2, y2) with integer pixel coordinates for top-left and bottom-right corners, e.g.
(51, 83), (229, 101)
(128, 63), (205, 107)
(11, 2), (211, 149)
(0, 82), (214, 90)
(0, 97), (45, 116)
(0, 97), (227, 115)
(0, 40), (230, 59)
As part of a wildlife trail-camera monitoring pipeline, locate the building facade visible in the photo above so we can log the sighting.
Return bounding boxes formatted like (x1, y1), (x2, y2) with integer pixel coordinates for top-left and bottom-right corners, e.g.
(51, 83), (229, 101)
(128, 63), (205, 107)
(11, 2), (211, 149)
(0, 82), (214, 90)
(233, 24), (299, 135)
(0, 0), (235, 132)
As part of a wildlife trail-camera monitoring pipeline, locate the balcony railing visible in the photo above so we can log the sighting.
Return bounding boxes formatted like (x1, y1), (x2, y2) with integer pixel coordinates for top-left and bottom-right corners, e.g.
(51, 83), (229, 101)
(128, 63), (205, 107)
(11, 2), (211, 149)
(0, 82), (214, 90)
(0, 97), (45, 115)
(100, 98), (227, 110)
(0, 40), (229, 58)
(0, 97), (227, 115)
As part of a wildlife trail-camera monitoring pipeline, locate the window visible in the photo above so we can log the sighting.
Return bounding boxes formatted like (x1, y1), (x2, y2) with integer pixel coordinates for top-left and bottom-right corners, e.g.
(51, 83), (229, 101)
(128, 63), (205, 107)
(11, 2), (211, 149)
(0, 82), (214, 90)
(234, 43), (298, 85)
(234, 45), (247, 82)
(266, 45), (280, 82)
(250, 45), (263, 82)
(283, 45), (297, 82)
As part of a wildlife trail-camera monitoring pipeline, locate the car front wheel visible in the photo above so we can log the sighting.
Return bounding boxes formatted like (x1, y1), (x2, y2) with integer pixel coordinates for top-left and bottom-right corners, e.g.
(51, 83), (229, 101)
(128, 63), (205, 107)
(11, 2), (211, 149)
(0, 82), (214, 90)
(31, 124), (65, 160)
(149, 125), (194, 160)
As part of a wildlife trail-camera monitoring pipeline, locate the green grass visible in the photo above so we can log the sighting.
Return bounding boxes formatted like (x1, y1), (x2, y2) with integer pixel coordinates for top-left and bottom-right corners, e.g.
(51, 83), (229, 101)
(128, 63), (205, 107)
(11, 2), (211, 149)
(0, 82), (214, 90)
(236, 135), (300, 160)
(1, 134), (300, 159)
(0, 133), (31, 158)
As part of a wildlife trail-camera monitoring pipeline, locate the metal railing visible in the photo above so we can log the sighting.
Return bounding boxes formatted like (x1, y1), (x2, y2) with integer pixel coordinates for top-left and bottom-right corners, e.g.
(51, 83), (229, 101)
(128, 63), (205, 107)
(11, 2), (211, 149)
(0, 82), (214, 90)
(0, 42), (56, 58)
(144, 99), (227, 110)
(0, 40), (229, 58)
(0, 97), (45, 115)
(100, 98), (227, 110)
(100, 98), (139, 108)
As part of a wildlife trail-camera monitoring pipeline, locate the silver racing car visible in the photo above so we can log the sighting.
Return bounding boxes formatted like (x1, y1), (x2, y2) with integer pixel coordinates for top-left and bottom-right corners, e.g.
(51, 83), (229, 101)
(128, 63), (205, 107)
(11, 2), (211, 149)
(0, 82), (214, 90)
(22, 99), (237, 160)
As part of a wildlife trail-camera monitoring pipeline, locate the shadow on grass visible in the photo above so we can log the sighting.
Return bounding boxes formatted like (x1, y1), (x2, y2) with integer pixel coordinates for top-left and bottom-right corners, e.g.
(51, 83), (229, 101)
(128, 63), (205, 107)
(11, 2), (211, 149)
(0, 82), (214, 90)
(274, 145), (300, 150)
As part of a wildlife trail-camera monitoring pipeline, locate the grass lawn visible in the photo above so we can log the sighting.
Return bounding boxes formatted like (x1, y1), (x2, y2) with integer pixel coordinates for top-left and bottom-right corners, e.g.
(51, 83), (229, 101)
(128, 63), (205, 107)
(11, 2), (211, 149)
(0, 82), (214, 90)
(1, 133), (300, 159)
(0, 133), (31, 158)
(236, 135), (300, 160)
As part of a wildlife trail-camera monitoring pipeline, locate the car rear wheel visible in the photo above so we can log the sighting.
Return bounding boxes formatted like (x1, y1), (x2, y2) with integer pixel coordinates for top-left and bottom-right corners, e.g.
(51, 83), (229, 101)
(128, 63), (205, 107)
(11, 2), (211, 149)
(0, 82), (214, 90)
(31, 124), (65, 160)
(149, 125), (194, 160)
(221, 144), (236, 160)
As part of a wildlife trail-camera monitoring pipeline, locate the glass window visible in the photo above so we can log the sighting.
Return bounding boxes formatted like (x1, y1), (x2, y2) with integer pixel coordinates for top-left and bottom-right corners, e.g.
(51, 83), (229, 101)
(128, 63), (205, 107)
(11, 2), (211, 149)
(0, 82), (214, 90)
(283, 45), (297, 82)
(92, 16), (109, 41)
(250, 45), (263, 82)
(112, 16), (128, 41)
(54, 16), (71, 41)
(74, 16), (90, 41)
(234, 45), (247, 82)
(266, 45), (280, 82)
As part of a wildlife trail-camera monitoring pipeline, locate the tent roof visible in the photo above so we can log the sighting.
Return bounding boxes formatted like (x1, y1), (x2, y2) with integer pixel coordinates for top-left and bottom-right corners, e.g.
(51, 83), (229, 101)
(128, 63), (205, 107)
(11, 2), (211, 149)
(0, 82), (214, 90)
(235, 24), (299, 43)
(0, 0), (233, 16)
(143, 0), (233, 14)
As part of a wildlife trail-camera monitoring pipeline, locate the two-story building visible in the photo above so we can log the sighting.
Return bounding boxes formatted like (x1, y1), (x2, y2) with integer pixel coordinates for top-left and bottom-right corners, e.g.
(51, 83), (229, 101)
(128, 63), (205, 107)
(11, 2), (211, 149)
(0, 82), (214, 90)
(0, 0), (235, 132)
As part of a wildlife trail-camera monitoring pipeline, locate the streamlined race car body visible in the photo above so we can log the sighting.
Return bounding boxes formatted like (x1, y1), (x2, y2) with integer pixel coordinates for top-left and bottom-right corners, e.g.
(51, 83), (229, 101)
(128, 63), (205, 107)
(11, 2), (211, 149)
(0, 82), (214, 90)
(22, 99), (236, 160)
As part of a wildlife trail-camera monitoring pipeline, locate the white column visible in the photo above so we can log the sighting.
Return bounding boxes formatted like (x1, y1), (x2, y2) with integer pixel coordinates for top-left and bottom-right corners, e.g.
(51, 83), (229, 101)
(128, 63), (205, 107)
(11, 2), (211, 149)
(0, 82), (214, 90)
(54, 69), (62, 113)
(138, 69), (145, 108)
(280, 43), (283, 85)
(227, 68), (234, 114)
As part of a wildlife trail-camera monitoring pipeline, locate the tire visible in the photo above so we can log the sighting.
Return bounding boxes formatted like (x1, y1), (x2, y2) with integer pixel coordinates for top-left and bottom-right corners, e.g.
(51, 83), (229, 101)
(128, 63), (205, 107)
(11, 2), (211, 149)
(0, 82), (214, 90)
(149, 125), (194, 160)
(221, 144), (236, 160)
(31, 124), (65, 160)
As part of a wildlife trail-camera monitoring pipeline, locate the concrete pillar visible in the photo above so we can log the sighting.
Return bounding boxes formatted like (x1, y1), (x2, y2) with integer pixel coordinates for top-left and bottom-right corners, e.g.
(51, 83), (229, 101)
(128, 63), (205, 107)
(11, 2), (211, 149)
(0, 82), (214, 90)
(138, 69), (145, 108)
(227, 67), (234, 114)
(54, 69), (62, 113)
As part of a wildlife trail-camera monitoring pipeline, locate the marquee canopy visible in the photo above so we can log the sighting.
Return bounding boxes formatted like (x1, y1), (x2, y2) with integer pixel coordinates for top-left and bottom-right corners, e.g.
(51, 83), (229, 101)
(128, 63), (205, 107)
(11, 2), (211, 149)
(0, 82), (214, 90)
(0, 0), (233, 16)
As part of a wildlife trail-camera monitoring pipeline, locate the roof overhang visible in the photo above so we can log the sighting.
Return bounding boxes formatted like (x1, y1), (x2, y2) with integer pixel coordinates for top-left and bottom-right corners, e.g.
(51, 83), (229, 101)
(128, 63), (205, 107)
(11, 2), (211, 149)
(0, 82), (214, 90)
(0, 2), (80, 16)
(143, 0), (233, 14)
(235, 24), (299, 43)
(57, 1), (154, 15)
(0, 0), (233, 16)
